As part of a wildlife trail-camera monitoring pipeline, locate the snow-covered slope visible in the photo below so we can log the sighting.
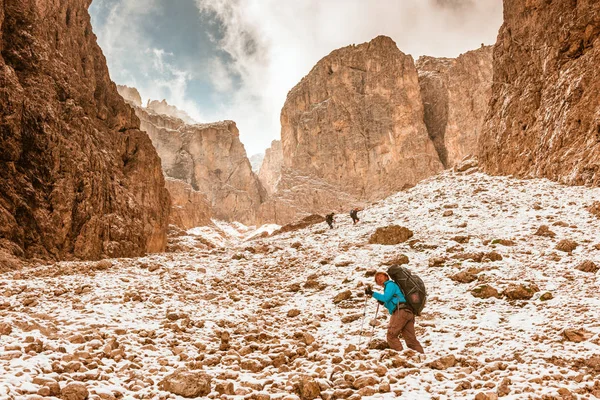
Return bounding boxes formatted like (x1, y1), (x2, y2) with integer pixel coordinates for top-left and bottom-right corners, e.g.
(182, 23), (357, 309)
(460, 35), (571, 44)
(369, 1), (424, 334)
(1, 171), (599, 399)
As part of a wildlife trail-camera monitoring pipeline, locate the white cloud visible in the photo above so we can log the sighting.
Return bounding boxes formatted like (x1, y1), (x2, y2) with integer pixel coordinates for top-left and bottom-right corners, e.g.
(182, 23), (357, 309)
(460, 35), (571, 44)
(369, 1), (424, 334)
(93, 0), (205, 121)
(195, 0), (503, 155)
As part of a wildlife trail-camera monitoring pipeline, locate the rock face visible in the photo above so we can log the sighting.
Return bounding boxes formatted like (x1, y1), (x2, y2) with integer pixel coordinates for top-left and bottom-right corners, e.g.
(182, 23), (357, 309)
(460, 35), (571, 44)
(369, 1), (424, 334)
(258, 140), (283, 196)
(165, 178), (212, 230)
(146, 99), (195, 125)
(479, 0), (600, 185)
(280, 35), (443, 202)
(133, 106), (265, 225)
(417, 46), (493, 167)
(116, 85), (142, 107)
(0, 0), (170, 265)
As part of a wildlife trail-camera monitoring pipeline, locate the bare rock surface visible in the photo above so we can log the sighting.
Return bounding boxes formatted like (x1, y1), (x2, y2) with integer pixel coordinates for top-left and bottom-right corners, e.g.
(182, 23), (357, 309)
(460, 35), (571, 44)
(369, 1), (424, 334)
(135, 106), (266, 225)
(417, 46), (493, 167)
(0, 0), (170, 266)
(280, 35), (442, 202)
(1, 171), (599, 399)
(479, 0), (600, 185)
(164, 178), (212, 230)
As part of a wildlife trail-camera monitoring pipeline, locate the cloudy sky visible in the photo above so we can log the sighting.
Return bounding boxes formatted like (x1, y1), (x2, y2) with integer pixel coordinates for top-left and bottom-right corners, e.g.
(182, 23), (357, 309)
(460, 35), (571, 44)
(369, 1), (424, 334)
(89, 0), (503, 156)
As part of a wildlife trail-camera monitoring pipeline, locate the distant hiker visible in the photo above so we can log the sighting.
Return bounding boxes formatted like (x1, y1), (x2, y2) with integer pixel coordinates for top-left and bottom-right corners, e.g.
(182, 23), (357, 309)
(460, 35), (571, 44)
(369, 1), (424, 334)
(350, 208), (360, 224)
(325, 213), (335, 229)
(365, 271), (424, 353)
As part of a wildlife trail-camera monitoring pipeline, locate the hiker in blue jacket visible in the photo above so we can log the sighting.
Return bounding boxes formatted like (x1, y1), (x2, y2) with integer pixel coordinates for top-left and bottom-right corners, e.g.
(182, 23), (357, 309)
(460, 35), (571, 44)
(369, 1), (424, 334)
(365, 271), (424, 353)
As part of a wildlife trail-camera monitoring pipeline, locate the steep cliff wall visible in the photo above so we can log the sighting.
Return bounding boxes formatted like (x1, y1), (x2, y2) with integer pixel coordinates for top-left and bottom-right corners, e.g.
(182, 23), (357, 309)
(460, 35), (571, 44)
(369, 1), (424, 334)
(417, 46), (493, 167)
(0, 0), (170, 267)
(133, 106), (266, 225)
(258, 140), (283, 196)
(165, 178), (212, 230)
(479, 0), (600, 185)
(281, 35), (443, 202)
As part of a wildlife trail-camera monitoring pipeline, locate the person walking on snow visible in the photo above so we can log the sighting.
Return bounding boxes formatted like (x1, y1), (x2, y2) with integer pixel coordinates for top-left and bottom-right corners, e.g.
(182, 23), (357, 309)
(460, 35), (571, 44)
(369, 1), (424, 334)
(350, 208), (360, 224)
(365, 271), (424, 353)
(325, 213), (335, 229)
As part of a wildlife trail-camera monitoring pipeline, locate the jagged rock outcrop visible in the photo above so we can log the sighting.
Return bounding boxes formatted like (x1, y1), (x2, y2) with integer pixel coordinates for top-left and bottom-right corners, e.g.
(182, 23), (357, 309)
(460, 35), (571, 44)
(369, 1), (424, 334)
(417, 46), (493, 168)
(165, 178), (212, 230)
(280, 35), (443, 202)
(479, 0), (600, 185)
(0, 0), (170, 267)
(133, 106), (265, 225)
(147, 99), (195, 125)
(117, 85), (142, 107)
(258, 140), (283, 196)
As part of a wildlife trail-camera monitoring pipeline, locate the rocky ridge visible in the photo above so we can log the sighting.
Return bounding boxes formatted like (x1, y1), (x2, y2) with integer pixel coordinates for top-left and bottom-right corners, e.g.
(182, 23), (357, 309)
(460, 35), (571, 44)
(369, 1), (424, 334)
(1, 170), (599, 399)
(0, 0), (170, 269)
(479, 0), (600, 185)
(280, 35), (443, 202)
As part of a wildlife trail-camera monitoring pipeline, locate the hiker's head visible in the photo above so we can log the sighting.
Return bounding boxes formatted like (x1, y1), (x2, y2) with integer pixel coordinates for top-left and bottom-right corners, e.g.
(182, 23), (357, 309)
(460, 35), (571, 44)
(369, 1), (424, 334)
(374, 272), (389, 286)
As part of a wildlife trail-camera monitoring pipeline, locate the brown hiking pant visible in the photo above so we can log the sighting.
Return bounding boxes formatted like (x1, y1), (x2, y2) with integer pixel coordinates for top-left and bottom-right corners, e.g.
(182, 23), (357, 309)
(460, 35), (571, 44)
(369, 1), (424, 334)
(387, 307), (424, 354)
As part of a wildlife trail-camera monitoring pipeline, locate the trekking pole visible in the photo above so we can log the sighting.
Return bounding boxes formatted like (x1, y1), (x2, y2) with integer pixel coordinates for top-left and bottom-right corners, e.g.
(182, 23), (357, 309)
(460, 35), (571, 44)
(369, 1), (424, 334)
(358, 296), (369, 347)
(367, 303), (380, 348)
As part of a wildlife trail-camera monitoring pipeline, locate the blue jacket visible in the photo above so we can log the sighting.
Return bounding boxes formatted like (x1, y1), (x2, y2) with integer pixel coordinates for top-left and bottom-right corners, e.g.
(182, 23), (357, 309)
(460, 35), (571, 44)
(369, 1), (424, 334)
(372, 280), (406, 315)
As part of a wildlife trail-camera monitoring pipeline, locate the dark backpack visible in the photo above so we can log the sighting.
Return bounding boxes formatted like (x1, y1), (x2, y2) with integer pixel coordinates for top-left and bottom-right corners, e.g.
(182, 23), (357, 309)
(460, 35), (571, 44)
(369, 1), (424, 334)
(387, 265), (427, 316)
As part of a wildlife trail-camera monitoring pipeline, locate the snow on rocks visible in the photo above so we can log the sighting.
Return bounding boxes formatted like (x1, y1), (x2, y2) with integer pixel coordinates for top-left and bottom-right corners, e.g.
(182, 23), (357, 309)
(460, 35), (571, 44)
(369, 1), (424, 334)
(1, 171), (599, 399)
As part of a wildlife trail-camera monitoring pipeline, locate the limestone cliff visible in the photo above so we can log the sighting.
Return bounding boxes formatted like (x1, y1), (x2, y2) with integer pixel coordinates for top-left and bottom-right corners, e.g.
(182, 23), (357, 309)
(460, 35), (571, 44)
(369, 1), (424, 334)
(165, 178), (212, 230)
(132, 106), (266, 226)
(479, 0), (600, 185)
(417, 46), (493, 167)
(0, 0), (170, 267)
(280, 35), (443, 202)
(258, 140), (283, 196)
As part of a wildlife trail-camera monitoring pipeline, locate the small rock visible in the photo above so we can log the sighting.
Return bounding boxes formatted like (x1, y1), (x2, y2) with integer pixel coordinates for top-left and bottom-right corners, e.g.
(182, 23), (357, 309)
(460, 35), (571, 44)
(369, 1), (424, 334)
(496, 377), (511, 397)
(562, 328), (592, 343)
(368, 225), (413, 245)
(451, 235), (470, 244)
(503, 283), (539, 300)
(485, 251), (503, 261)
(471, 284), (500, 299)
(341, 314), (361, 323)
(94, 260), (112, 270)
(287, 309), (301, 317)
(534, 225), (556, 238)
(491, 238), (516, 246)
(333, 290), (352, 304)
(428, 257), (447, 267)
(576, 260), (598, 273)
(368, 339), (389, 350)
(296, 376), (321, 400)
(0, 322), (12, 336)
(60, 383), (89, 400)
(382, 254), (409, 266)
(442, 210), (454, 217)
(428, 355), (457, 370)
(556, 239), (578, 253)
(450, 270), (478, 284)
(475, 392), (498, 400)
(352, 376), (379, 389)
(539, 292), (554, 301)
